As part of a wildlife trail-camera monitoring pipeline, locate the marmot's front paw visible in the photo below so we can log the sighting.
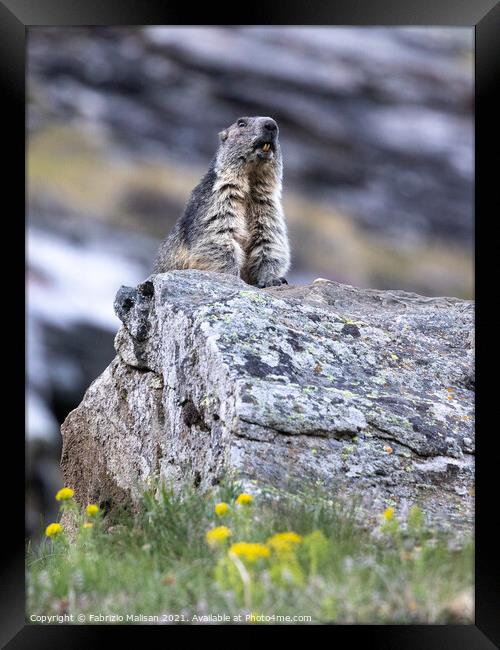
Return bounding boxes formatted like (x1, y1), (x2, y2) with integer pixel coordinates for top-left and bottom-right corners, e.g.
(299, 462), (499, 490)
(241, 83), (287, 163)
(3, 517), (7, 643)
(257, 276), (288, 288)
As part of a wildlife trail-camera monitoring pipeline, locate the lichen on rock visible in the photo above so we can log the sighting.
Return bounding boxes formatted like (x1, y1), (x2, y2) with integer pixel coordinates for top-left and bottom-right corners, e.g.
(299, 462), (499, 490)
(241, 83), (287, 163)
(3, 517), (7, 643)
(61, 270), (474, 533)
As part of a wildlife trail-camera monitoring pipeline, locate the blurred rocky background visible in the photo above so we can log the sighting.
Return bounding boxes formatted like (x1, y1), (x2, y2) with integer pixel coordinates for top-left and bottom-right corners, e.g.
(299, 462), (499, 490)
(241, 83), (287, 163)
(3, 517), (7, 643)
(26, 26), (473, 535)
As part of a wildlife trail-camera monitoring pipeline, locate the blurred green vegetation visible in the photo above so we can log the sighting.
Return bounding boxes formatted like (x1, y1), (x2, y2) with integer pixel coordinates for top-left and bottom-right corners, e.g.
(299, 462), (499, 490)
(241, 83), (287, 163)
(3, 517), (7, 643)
(27, 480), (473, 624)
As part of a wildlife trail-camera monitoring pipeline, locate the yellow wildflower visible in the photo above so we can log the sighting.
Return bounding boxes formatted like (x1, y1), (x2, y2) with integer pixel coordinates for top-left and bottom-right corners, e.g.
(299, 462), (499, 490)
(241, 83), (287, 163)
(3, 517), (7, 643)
(383, 506), (395, 521)
(55, 487), (74, 501)
(235, 493), (253, 506)
(86, 504), (99, 517)
(206, 526), (232, 546)
(267, 532), (303, 554)
(215, 502), (229, 517)
(229, 542), (270, 563)
(45, 523), (63, 538)
(82, 522), (93, 529)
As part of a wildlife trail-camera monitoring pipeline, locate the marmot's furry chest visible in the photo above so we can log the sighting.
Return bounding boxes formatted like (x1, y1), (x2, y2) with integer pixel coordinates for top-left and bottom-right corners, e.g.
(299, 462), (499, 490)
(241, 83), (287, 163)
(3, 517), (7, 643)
(211, 179), (253, 253)
(230, 198), (252, 253)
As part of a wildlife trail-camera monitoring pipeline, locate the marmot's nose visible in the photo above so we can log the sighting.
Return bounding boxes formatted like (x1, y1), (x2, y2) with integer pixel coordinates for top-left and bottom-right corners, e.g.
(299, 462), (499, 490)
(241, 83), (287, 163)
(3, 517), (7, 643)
(263, 119), (278, 133)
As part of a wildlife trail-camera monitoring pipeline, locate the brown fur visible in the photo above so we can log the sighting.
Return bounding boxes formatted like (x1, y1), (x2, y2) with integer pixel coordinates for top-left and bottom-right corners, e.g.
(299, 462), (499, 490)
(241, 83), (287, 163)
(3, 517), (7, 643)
(154, 116), (290, 288)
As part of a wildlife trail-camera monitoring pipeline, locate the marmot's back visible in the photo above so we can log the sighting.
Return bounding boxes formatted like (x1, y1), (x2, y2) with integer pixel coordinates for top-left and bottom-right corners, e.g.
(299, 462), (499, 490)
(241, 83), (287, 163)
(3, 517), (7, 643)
(153, 117), (290, 288)
(153, 168), (217, 273)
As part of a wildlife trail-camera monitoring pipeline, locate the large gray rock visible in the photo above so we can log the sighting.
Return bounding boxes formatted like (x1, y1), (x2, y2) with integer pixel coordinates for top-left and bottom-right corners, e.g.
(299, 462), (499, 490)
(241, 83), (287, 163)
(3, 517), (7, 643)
(61, 270), (474, 532)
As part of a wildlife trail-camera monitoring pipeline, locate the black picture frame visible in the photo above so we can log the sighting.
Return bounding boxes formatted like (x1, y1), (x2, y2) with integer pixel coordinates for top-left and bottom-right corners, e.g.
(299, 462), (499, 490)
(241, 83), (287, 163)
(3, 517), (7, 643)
(4, 0), (498, 645)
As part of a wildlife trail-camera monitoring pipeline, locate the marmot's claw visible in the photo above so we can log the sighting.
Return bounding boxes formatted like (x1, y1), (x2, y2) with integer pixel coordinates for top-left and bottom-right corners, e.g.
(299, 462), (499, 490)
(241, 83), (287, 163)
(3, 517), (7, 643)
(258, 277), (288, 288)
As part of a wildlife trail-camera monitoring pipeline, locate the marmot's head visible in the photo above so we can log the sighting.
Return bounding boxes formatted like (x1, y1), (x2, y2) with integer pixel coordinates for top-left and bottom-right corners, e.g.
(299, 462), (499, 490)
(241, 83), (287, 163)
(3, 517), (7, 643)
(216, 116), (282, 173)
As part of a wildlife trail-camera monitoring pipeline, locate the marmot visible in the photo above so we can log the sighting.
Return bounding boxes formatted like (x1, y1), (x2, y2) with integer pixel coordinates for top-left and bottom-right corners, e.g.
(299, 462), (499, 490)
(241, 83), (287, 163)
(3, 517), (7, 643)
(153, 116), (290, 288)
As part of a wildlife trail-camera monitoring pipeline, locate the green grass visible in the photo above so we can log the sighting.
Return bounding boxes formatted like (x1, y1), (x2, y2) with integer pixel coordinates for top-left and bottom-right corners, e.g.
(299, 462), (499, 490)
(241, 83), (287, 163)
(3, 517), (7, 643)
(27, 481), (473, 624)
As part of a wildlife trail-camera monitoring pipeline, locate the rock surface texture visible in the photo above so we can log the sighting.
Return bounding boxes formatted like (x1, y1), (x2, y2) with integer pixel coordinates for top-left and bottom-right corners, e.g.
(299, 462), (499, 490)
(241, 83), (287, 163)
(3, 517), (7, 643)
(61, 270), (474, 532)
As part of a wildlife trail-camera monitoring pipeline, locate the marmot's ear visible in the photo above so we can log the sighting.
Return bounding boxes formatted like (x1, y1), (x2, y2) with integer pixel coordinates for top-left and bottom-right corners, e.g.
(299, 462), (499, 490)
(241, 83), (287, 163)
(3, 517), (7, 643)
(218, 129), (228, 142)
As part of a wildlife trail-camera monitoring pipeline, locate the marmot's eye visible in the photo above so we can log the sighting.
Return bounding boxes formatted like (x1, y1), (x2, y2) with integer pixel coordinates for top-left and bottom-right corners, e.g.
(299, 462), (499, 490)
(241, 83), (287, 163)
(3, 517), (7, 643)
(237, 120), (247, 128)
